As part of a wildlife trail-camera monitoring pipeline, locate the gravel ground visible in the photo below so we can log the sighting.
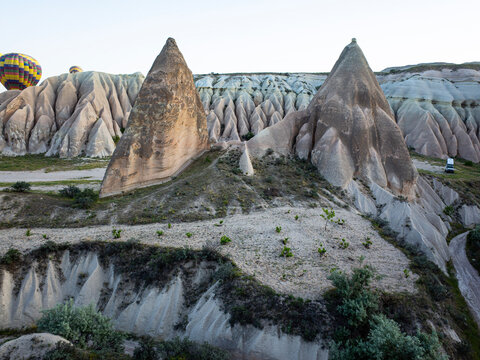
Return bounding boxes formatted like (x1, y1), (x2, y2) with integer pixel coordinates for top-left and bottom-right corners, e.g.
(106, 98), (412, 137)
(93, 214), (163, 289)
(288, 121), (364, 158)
(0, 205), (416, 299)
(412, 159), (445, 173)
(0, 168), (106, 182)
(450, 232), (480, 327)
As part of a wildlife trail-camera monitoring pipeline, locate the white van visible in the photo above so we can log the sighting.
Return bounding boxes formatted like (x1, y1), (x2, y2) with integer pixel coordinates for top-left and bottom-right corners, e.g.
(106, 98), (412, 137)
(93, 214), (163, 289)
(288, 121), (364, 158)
(445, 158), (454, 173)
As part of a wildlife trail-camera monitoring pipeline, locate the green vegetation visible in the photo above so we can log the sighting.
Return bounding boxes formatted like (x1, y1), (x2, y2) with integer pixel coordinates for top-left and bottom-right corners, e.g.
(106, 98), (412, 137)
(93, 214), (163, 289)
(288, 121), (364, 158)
(339, 238), (349, 249)
(59, 185), (82, 198)
(280, 246), (293, 257)
(0, 154), (108, 172)
(186, 232), (193, 238)
(112, 228), (122, 239)
(11, 181), (31, 192)
(466, 226), (480, 274)
(444, 205), (455, 216)
(25, 229), (31, 236)
(318, 244), (326, 256)
(156, 230), (164, 237)
(369, 216), (480, 359)
(72, 188), (99, 209)
(327, 266), (446, 360)
(362, 237), (372, 249)
(220, 235), (231, 245)
(112, 135), (120, 144)
(133, 337), (229, 360)
(275, 226), (282, 233)
(0, 248), (21, 265)
(411, 151), (480, 206)
(38, 299), (125, 352)
(44, 342), (130, 360)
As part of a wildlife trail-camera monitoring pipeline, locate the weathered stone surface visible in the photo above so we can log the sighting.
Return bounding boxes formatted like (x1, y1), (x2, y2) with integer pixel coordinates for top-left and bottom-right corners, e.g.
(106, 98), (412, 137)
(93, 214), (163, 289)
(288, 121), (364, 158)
(0, 71), (143, 157)
(248, 40), (418, 198)
(459, 205), (480, 227)
(100, 38), (209, 197)
(239, 144), (254, 176)
(0, 333), (70, 360)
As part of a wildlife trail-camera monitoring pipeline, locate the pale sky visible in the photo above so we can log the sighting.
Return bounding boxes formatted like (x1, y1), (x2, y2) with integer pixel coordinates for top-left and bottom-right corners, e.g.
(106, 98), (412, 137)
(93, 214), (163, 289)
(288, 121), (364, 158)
(1, 0), (479, 82)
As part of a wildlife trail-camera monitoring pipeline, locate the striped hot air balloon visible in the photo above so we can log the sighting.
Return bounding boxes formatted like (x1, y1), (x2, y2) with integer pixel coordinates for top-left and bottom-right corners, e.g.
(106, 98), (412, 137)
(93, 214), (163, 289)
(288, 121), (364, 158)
(69, 65), (83, 74)
(0, 53), (42, 90)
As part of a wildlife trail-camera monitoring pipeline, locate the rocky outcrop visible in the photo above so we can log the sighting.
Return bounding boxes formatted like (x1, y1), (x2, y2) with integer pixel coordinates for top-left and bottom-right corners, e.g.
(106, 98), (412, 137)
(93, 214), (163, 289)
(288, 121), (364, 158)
(0, 333), (70, 360)
(1, 61), (479, 161)
(0, 249), (328, 360)
(99, 38), (209, 198)
(248, 40), (417, 198)
(0, 71), (143, 157)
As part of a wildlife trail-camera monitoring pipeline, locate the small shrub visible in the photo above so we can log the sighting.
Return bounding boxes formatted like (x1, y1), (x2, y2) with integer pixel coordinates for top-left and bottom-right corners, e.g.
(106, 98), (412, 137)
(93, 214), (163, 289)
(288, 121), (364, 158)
(282, 237), (289, 245)
(404, 269), (410, 278)
(320, 208), (336, 230)
(133, 338), (157, 360)
(339, 238), (349, 249)
(72, 189), (98, 209)
(112, 228), (122, 239)
(318, 245), (326, 256)
(468, 225), (480, 243)
(186, 232), (193, 238)
(156, 230), (164, 237)
(335, 218), (345, 225)
(59, 185), (81, 198)
(112, 135), (120, 144)
(280, 246), (293, 257)
(11, 181), (31, 192)
(295, 215), (299, 220)
(43, 234), (48, 239)
(464, 160), (474, 166)
(362, 237), (372, 249)
(443, 205), (454, 216)
(0, 248), (22, 265)
(275, 226), (282, 233)
(242, 131), (255, 141)
(38, 299), (125, 352)
(25, 229), (32, 236)
(220, 235), (231, 245)
(168, 223), (172, 229)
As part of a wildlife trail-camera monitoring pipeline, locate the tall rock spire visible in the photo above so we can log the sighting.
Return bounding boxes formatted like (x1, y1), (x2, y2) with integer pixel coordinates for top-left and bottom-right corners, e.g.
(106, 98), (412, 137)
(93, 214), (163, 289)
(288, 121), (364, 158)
(100, 38), (209, 197)
(248, 39), (417, 198)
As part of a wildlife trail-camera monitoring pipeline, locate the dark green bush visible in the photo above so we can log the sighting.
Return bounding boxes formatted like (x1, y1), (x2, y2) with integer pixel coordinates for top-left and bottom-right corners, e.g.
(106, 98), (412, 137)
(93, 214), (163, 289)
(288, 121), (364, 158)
(38, 299), (125, 352)
(10, 181), (31, 192)
(72, 188), (99, 209)
(156, 337), (229, 360)
(468, 225), (480, 243)
(59, 185), (82, 198)
(44, 342), (130, 360)
(328, 266), (446, 360)
(0, 248), (21, 265)
(464, 160), (474, 166)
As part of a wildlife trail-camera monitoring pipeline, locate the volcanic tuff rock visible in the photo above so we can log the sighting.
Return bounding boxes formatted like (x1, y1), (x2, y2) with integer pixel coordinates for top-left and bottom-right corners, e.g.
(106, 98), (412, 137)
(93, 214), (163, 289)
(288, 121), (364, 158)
(248, 40), (418, 198)
(0, 71), (143, 157)
(99, 38), (209, 198)
(1, 64), (479, 161)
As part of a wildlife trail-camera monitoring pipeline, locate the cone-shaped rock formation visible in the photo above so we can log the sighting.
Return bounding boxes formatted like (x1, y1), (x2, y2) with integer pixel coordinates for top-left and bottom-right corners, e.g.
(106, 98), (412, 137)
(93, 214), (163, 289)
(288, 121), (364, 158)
(248, 39), (417, 198)
(100, 38), (209, 197)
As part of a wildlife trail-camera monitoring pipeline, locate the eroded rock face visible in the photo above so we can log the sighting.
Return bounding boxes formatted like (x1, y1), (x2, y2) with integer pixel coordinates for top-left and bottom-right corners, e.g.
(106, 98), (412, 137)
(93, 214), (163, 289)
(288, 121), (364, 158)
(248, 40), (418, 198)
(99, 38), (209, 198)
(0, 333), (70, 360)
(0, 71), (143, 157)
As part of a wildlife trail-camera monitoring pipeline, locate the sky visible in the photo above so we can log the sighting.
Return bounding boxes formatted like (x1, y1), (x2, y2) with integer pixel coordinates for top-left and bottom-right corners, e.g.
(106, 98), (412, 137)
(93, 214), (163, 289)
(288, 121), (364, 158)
(1, 0), (479, 82)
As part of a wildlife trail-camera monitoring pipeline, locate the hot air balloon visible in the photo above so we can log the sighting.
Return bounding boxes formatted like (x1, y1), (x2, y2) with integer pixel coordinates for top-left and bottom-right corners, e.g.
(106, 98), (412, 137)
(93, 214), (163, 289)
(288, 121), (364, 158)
(69, 66), (83, 74)
(0, 53), (42, 91)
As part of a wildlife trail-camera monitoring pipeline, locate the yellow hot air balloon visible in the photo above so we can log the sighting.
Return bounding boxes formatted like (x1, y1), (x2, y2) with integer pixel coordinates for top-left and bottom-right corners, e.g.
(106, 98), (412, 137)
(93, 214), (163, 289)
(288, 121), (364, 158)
(0, 53), (42, 90)
(69, 65), (83, 74)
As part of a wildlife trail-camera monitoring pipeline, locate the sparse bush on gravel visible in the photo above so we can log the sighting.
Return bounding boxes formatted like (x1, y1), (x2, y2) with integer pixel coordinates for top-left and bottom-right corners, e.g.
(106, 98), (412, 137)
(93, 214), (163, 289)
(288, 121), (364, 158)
(11, 181), (31, 192)
(59, 185), (82, 198)
(72, 188), (98, 209)
(0, 248), (21, 265)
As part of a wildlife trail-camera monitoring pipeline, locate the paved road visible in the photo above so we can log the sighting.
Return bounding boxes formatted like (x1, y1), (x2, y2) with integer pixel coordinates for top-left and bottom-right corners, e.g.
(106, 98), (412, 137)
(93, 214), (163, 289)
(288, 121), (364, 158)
(449, 232), (480, 327)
